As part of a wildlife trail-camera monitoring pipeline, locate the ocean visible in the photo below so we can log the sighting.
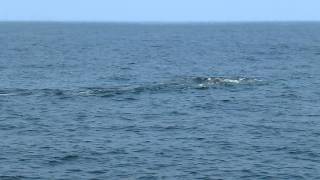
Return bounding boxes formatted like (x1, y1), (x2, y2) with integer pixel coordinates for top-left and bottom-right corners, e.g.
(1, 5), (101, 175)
(0, 22), (320, 179)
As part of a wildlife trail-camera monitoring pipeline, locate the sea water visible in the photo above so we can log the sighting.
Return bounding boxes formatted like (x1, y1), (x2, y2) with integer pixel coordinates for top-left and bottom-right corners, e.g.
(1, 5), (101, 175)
(0, 22), (320, 179)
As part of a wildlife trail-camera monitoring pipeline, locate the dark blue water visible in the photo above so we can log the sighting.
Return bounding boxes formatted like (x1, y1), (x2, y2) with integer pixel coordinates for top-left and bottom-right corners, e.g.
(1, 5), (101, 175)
(0, 22), (320, 179)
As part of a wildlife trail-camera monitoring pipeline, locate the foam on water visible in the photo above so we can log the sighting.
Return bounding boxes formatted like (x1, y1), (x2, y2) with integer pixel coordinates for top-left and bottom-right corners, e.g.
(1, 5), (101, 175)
(192, 77), (259, 88)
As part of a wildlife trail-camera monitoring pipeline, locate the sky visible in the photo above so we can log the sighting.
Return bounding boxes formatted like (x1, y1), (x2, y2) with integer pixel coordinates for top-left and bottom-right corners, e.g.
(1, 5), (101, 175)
(0, 0), (320, 22)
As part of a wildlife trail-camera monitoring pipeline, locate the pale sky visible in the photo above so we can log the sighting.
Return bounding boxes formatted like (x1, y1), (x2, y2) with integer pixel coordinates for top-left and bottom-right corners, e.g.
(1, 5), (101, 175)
(0, 0), (320, 22)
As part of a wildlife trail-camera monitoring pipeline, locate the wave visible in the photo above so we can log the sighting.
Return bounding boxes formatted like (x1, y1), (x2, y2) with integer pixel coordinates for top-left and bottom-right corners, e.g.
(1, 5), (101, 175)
(0, 76), (261, 98)
(190, 77), (259, 88)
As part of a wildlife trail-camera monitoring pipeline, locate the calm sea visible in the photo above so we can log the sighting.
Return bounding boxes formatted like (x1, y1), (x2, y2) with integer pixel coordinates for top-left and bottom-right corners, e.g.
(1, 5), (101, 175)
(0, 22), (320, 179)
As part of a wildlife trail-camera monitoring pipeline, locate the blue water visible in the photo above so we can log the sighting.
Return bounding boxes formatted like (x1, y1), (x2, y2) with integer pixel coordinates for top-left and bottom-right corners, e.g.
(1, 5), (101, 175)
(0, 22), (320, 179)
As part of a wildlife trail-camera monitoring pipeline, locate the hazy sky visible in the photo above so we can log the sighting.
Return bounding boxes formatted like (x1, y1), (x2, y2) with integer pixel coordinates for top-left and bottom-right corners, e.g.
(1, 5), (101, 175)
(1, 0), (320, 22)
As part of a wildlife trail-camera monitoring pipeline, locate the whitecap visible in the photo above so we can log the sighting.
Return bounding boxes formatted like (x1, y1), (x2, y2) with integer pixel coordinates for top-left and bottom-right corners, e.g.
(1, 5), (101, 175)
(222, 79), (241, 83)
(0, 93), (14, 96)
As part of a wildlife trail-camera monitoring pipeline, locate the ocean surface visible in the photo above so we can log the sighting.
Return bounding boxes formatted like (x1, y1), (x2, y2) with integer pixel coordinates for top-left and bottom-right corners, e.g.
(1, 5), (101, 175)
(0, 22), (320, 179)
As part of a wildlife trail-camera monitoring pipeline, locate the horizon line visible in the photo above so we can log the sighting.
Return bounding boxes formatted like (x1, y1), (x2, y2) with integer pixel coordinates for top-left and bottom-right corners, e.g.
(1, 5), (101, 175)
(1, 20), (320, 24)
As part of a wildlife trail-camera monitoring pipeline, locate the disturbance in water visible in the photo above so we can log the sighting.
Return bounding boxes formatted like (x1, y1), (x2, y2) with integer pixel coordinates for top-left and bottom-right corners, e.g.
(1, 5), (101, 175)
(0, 77), (260, 98)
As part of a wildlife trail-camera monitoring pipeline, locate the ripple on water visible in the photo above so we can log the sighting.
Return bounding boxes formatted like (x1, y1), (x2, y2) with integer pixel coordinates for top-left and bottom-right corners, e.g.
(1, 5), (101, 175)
(0, 76), (261, 98)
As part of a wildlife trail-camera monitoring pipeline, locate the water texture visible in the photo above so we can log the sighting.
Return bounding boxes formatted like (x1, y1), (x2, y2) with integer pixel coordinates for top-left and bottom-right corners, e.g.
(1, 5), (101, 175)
(0, 22), (320, 179)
